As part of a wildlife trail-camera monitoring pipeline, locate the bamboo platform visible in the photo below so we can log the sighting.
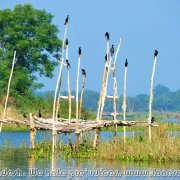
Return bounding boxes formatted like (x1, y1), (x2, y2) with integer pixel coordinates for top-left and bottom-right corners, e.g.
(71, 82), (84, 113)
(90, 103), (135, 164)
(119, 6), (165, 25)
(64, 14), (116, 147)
(0, 117), (158, 134)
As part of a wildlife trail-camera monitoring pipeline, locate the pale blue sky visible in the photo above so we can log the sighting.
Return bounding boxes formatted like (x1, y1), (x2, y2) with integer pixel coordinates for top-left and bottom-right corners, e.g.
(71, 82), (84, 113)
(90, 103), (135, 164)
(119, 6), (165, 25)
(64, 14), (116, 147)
(1, 0), (180, 95)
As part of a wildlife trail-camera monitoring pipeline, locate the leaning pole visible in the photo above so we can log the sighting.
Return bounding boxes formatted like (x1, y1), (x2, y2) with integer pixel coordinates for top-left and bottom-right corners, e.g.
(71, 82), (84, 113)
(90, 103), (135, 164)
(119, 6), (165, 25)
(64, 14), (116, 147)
(52, 15), (69, 153)
(148, 50), (158, 143)
(0, 49), (16, 132)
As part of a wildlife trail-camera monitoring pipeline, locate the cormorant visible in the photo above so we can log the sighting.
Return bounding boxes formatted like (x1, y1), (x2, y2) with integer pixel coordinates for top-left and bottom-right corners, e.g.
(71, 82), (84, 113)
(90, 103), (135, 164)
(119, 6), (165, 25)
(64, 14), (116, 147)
(81, 69), (86, 77)
(38, 109), (42, 118)
(151, 117), (155, 123)
(66, 59), (71, 68)
(105, 54), (107, 62)
(57, 111), (60, 118)
(110, 45), (115, 56)
(154, 50), (158, 57)
(65, 38), (68, 46)
(105, 32), (110, 40)
(78, 47), (81, 56)
(64, 15), (69, 25)
(23, 112), (27, 119)
(125, 59), (128, 67)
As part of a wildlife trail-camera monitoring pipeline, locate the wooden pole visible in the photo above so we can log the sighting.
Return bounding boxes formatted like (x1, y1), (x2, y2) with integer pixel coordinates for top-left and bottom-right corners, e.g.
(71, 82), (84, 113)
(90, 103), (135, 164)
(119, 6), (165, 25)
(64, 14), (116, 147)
(79, 71), (86, 119)
(76, 48), (82, 128)
(29, 113), (36, 149)
(96, 35), (110, 121)
(122, 59), (128, 143)
(93, 128), (101, 148)
(75, 133), (80, 152)
(65, 41), (72, 123)
(148, 50), (158, 143)
(0, 50), (16, 132)
(99, 38), (122, 120)
(113, 70), (118, 121)
(68, 133), (73, 152)
(52, 17), (68, 153)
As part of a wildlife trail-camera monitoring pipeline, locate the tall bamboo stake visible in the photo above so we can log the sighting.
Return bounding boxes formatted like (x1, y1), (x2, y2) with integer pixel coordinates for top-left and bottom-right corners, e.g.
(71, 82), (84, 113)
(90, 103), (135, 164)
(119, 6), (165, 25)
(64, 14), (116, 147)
(0, 50), (16, 132)
(148, 50), (158, 143)
(97, 34), (110, 121)
(79, 69), (86, 119)
(122, 59), (128, 143)
(65, 39), (72, 123)
(99, 38), (122, 120)
(52, 16), (69, 153)
(76, 47), (82, 128)
(113, 70), (118, 121)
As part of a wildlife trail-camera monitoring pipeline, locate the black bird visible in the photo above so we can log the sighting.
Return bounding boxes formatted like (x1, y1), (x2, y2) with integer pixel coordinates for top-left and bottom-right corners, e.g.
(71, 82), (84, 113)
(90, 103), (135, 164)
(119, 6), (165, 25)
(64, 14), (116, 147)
(125, 59), (128, 67)
(81, 69), (86, 77)
(105, 32), (110, 40)
(65, 38), (69, 46)
(105, 54), (108, 63)
(110, 45), (115, 56)
(38, 109), (42, 118)
(66, 59), (71, 68)
(64, 15), (69, 25)
(78, 47), (81, 56)
(57, 111), (60, 118)
(154, 50), (158, 57)
(23, 112), (27, 119)
(151, 117), (155, 123)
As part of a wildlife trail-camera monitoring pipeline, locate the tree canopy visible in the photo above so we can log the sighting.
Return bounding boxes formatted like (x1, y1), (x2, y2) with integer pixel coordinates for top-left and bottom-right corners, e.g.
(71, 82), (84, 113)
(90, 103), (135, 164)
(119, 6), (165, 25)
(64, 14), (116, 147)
(0, 4), (62, 96)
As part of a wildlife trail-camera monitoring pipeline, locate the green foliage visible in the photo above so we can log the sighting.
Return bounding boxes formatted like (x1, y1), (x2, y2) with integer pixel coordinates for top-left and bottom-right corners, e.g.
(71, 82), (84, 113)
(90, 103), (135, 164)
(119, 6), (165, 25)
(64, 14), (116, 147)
(0, 4), (62, 97)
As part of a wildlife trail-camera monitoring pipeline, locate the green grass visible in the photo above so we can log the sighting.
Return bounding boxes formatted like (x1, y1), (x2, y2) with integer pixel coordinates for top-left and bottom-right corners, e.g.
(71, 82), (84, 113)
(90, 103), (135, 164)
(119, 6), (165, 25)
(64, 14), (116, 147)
(24, 123), (180, 163)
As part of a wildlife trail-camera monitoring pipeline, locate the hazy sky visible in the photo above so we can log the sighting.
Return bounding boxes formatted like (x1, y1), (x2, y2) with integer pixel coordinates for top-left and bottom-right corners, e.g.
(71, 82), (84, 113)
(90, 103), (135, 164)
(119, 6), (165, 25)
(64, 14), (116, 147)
(1, 0), (180, 96)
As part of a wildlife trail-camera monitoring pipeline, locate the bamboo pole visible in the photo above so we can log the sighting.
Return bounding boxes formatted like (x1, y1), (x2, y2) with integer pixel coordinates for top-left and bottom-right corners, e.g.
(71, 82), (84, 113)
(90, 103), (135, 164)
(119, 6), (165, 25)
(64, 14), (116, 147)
(97, 34), (110, 121)
(76, 48), (82, 128)
(93, 128), (101, 148)
(113, 71), (118, 121)
(52, 16), (69, 153)
(148, 50), (158, 143)
(122, 59), (128, 143)
(65, 40), (72, 123)
(29, 113), (36, 149)
(79, 70), (86, 119)
(0, 50), (16, 132)
(99, 38), (122, 120)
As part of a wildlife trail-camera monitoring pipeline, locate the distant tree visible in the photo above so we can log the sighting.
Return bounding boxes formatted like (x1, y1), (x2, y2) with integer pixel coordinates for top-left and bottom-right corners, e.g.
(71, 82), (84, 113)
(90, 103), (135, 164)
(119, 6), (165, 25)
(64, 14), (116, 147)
(154, 84), (170, 97)
(0, 4), (62, 96)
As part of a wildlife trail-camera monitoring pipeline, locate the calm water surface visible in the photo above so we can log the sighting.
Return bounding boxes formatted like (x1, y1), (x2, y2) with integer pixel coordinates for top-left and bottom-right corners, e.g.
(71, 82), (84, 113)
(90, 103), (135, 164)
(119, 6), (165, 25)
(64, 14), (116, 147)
(0, 121), (179, 179)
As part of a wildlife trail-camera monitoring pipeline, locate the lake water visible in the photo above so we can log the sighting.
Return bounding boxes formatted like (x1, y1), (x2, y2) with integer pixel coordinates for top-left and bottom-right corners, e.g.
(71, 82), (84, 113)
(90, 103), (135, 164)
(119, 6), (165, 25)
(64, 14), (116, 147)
(0, 151), (179, 180)
(0, 130), (179, 179)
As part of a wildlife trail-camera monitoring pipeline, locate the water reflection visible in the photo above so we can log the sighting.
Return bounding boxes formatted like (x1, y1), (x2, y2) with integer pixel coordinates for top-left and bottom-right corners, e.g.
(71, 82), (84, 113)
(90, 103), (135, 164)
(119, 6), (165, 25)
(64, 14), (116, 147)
(0, 150), (180, 180)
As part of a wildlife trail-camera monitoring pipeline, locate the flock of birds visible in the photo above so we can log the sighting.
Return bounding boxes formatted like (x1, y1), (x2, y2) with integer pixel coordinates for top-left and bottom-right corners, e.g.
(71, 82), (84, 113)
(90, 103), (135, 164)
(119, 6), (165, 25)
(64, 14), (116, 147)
(22, 15), (156, 124)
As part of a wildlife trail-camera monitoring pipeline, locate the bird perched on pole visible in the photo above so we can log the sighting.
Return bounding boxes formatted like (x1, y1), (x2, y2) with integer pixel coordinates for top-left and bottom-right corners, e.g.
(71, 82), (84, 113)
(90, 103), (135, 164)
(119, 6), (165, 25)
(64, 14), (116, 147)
(81, 69), (86, 77)
(110, 45), (115, 56)
(154, 50), (158, 57)
(151, 117), (155, 123)
(105, 54), (107, 63)
(65, 38), (69, 46)
(125, 59), (128, 67)
(38, 109), (42, 118)
(78, 47), (81, 56)
(105, 32), (110, 40)
(64, 15), (69, 25)
(66, 59), (71, 68)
